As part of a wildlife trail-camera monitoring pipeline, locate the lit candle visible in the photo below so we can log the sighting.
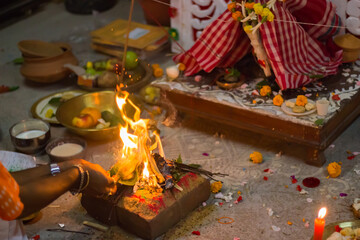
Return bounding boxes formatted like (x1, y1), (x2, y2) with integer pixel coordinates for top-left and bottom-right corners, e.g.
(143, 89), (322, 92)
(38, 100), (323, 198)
(314, 207), (327, 240)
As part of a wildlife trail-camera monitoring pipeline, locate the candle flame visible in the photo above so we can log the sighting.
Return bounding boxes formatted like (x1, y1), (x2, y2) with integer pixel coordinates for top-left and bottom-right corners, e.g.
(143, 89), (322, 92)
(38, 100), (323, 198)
(318, 207), (327, 219)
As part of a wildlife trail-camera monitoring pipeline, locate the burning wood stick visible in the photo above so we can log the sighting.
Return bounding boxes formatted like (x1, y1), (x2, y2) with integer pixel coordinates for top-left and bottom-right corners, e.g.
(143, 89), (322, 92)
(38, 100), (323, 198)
(153, 153), (228, 182)
(173, 162), (228, 181)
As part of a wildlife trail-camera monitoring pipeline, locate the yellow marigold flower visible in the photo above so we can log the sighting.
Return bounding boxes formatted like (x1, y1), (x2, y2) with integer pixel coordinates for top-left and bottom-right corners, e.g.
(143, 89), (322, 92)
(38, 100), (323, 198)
(327, 162), (341, 178)
(227, 2), (237, 11)
(254, 3), (263, 15)
(261, 8), (271, 17)
(273, 95), (284, 106)
(245, 2), (255, 9)
(243, 25), (253, 33)
(177, 63), (186, 71)
(295, 95), (308, 106)
(250, 151), (263, 164)
(232, 11), (242, 21)
(266, 11), (274, 22)
(261, 8), (274, 22)
(210, 181), (223, 193)
(153, 67), (163, 78)
(260, 85), (271, 96)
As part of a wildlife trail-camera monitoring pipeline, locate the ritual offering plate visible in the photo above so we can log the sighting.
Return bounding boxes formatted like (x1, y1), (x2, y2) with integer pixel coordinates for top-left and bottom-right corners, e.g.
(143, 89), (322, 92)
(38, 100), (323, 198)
(281, 98), (316, 116)
(72, 58), (152, 93)
(31, 90), (86, 124)
(311, 220), (360, 239)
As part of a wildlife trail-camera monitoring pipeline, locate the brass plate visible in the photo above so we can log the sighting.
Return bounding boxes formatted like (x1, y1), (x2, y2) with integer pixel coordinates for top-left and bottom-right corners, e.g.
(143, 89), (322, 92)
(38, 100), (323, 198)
(78, 60), (153, 93)
(311, 220), (360, 239)
(31, 90), (86, 124)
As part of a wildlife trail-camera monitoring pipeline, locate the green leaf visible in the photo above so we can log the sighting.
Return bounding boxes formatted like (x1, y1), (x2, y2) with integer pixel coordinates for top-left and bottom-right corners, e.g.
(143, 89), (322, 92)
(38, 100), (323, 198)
(256, 80), (270, 89)
(48, 97), (62, 107)
(176, 154), (182, 163)
(261, 16), (268, 24)
(309, 74), (324, 79)
(188, 164), (201, 169)
(9, 86), (19, 91)
(315, 119), (324, 126)
(13, 58), (24, 64)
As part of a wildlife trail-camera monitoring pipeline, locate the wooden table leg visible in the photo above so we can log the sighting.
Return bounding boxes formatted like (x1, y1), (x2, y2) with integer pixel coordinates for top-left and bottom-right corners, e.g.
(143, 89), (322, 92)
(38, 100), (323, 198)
(306, 147), (326, 167)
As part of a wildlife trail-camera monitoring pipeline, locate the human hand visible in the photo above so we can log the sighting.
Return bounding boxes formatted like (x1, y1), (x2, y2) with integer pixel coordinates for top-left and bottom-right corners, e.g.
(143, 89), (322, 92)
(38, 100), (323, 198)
(77, 160), (117, 198)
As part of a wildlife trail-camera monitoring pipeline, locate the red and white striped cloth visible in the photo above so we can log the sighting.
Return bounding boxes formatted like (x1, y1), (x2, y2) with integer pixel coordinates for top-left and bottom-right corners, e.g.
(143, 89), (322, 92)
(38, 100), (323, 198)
(173, 0), (343, 90)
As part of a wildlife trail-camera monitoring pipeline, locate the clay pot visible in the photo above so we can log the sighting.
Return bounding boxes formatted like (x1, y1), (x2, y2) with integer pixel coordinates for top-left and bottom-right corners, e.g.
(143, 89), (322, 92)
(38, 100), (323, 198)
(20, 43), (78, 83)
(138, 0), (170, 27)
(18, 40), (64, 58)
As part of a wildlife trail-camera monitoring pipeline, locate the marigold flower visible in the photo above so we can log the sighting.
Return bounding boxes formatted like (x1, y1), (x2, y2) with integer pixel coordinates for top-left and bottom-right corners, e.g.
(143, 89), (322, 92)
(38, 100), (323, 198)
(273, 95), (284, 106)
(261, 8), (275, 22)
(227, 2), (237, 11)
(327, 162), (341, 178)
(153, 67), (163, 78)
(232, 11), (242, 21)
(243, 25), (253, 33)
(177, 63), (186, 71)
(260, 85), (271, 96)
(244, 2), (255, 9)
(210, 181), (223, 193)
(254, 3), (263, 15)
(151, 64), (160, 70)
(295, 95), (308, 106)
(250, 151), (263, 164)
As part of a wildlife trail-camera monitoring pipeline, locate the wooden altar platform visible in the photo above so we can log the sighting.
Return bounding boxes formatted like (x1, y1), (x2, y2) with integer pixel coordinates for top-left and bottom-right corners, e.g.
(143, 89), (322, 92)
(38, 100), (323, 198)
(153, 63), (360, 166)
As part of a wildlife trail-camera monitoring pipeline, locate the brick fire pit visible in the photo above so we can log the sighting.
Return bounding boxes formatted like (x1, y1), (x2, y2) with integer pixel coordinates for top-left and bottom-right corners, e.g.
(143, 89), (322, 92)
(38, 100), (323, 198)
(81, 173), (210, 240)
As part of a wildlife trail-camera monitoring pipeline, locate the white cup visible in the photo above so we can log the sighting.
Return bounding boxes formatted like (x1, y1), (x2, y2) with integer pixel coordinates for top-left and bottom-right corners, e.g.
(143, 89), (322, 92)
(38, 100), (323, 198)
(316, 98), (330, 116)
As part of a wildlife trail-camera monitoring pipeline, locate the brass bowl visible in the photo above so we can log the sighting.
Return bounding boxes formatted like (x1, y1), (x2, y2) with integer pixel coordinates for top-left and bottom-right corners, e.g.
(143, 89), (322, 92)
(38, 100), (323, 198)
(56, 91), (122, 141)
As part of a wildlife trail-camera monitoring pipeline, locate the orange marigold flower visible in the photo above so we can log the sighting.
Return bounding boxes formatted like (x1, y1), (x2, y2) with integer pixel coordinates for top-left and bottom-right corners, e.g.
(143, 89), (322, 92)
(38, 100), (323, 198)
(250, 151), (263, 164)
(151, 64), (160, 70)
(153, 67), (163, 78)
(177, 63), (186, 71)
(227, 2), (237, 11)
(295, 95), (308, 106)
(327, 162), (341, 178)
(273, 95), (284, 106)
(232, 11), (242, 21)
(210, 181), (222, 193)
(260, 85), (271, 96)
(245, 2), (255, 9)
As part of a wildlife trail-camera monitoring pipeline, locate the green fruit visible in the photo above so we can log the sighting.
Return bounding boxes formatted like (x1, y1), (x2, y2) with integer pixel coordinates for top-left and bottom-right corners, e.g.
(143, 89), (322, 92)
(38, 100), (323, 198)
(125, 51), (139, 70)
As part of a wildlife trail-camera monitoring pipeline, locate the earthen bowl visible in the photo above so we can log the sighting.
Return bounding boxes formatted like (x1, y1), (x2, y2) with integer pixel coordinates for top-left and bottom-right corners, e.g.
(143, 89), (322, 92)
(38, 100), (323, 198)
(18, 40), (64, 58)
(20, 42), (78, 83)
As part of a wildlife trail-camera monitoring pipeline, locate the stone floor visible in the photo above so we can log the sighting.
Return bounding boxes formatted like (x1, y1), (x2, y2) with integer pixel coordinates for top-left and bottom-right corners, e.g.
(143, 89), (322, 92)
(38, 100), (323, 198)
(0, 1), (359, 240)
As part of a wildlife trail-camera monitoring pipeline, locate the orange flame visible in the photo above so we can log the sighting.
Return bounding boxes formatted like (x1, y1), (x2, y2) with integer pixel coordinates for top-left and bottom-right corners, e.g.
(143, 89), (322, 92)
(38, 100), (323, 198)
(318, 207), (327, 219)
(114, 90), (164, 192)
